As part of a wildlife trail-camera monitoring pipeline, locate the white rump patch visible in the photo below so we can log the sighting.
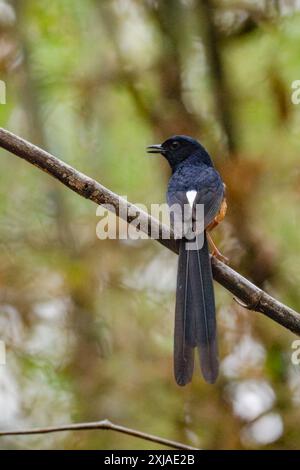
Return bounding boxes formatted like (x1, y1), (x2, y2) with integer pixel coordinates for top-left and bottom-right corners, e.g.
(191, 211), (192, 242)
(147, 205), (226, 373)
(186, 190), (197, 208)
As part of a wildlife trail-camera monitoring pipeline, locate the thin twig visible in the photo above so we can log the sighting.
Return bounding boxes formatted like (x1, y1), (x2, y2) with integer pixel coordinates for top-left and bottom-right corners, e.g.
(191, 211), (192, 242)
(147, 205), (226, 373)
(0, 419), (197, 450)
(0, 127), (299, 335)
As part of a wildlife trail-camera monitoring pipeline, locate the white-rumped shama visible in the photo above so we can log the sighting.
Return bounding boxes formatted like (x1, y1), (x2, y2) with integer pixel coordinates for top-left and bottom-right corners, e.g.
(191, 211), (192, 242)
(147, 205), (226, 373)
(147, 135), (227, 385)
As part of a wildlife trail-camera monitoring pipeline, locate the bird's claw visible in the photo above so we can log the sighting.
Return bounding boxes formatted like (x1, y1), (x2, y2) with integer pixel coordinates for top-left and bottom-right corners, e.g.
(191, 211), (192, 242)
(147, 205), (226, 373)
(212, 249), (229, 264)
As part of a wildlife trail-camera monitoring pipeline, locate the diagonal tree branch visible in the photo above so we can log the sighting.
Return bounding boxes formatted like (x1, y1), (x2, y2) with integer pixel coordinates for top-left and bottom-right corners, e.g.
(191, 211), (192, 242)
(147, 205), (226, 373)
(0, 419), (197, 450)
(0, 127), (299, 335)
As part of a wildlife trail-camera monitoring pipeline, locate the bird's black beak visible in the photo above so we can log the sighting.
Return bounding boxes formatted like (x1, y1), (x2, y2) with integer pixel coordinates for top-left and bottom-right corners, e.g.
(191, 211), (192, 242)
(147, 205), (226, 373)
(146, 144), (165, 155)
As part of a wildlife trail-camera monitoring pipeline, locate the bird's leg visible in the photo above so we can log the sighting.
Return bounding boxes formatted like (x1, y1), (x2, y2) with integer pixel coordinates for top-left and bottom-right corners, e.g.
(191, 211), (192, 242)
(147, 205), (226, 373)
(207, 232), (229, 264)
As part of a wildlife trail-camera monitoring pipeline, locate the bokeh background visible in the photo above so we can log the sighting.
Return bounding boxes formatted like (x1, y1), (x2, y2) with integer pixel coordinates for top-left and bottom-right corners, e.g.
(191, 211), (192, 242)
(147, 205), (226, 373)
(0, 0), (300, 450)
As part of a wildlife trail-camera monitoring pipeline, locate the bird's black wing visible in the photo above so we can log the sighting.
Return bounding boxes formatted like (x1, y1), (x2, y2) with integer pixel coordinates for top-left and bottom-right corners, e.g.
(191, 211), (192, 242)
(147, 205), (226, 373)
(192, 166), (224, 229)
(167, 165), (224, 230)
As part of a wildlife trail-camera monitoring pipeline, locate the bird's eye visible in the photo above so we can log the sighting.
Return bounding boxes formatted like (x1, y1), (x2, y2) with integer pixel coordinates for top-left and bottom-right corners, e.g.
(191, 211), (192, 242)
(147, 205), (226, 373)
(170, 141), (180, 150)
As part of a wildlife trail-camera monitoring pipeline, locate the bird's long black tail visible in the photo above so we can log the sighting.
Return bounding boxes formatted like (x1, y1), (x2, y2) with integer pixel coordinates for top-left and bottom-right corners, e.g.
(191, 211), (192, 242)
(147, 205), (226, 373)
(174, 231), (219, 385)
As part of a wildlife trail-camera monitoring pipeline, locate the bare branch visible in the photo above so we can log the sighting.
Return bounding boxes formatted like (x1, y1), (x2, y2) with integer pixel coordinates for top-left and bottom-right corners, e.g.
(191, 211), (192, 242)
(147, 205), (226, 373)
(197, 0), (237, 155)
(0, 419), (197, 450)
(0, 127), (299, 336)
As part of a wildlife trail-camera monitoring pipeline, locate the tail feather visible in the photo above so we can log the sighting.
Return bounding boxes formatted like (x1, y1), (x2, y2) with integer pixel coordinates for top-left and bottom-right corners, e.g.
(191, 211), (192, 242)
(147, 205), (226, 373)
(174, 243), (194, 386)
(174, 232), (218, 385)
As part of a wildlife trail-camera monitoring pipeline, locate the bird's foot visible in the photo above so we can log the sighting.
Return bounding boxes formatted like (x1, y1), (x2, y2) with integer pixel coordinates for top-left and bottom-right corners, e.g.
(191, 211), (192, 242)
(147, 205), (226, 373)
(211, 248), (229, 264)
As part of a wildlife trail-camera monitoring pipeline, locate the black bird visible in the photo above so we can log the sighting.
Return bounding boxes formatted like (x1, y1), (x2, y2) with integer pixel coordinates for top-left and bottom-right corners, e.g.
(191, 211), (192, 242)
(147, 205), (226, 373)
(147, 136), (227, 385)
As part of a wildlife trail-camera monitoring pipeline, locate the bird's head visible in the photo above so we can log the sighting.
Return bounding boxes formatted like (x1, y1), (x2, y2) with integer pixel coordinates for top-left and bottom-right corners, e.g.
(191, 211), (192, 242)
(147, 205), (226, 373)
(147, 135), (212, 169)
